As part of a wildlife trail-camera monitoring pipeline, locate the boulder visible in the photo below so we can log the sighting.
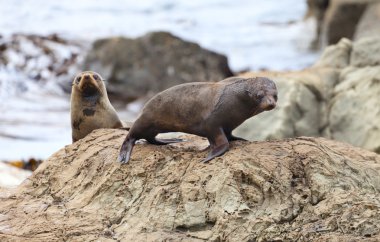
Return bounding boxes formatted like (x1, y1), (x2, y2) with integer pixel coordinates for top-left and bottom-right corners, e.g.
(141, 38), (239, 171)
(329, 66), (380, 153)
(234, 69), (339, 141)
(83, 32), (233, 102)
(350, 37), (380, 67)
(0, 129), (380, 241)
(313, 38), (352, 68)
(236, 37), (380, 154)
(324, 0), (370, 45)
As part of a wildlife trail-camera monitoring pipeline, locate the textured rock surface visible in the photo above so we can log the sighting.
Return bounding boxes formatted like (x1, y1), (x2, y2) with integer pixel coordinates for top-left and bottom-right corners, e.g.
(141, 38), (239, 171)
(83, 31), (232, 101)
(234, 69), (339, 141)
(236, 37), (380, 154)
(0, 129), (380, 241)
(350, 37), (380, 67)
(329, 66), (380, 153)
(313, 38), (352, 68)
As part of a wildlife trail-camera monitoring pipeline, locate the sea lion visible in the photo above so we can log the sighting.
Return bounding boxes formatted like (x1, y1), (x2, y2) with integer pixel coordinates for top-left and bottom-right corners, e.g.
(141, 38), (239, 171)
(71, 71), (124, 142)
(118, 76), (278, 163)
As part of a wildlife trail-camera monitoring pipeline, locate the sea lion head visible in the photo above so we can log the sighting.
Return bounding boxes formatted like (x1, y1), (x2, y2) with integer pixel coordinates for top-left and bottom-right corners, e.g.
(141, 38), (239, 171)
(245, 77), (278, 113)
(72, 71), (106, 98)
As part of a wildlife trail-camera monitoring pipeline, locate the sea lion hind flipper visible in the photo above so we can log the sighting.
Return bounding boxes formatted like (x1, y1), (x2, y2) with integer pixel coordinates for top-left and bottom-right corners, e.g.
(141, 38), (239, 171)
(118, 137), (136, 164)
(227, 134), (247, 141)
(155, 138), (184, 145)
(146, 137), (184, 145)
(202, 128), (229, 163)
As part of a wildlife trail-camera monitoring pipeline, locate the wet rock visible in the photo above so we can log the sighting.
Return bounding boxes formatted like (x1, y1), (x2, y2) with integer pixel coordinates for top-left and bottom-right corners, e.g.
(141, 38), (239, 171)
(83, 31), (233, 102)
(0, 129), (379, 241)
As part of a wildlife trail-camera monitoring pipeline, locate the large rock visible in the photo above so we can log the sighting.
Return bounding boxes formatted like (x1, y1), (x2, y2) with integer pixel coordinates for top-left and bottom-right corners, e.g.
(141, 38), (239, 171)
(354, 1), (380, 40)
(235, 37), (380, 154)
(1, 129), (380, 241)
(313, 38), (352, 68)
(324, 0), (370, 45)
(84, 31), (233, 101)
(234, 69), (339, 141)
(329, 66), (380, 153)
(350, 37), (380, 67)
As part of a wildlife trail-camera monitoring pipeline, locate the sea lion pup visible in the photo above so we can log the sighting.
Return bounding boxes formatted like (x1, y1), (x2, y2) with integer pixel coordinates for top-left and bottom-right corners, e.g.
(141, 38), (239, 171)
(71, 71), (124, 142)
(118, 77), (278, 164)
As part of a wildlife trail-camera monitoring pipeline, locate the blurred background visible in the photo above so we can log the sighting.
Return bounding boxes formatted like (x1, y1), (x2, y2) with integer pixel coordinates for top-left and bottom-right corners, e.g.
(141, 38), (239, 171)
(1, 0), (380, 186)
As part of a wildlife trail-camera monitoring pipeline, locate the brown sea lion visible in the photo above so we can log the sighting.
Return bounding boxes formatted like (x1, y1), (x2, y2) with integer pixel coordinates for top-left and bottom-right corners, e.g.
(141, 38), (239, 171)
(71, 71), (123, 142)
(118, 76), (278, 163)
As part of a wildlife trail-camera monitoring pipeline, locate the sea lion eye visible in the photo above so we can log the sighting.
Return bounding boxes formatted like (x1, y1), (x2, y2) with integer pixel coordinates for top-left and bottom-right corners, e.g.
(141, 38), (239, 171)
(274, 94), (278, 101)
(75, 76), (81, 84)
(93, 74), (99, 80)
(256, 91), (264, 100)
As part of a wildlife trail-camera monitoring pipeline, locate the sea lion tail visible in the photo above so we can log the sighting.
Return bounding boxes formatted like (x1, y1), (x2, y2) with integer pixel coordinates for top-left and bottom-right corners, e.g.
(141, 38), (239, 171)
(118, 136), (136, 164)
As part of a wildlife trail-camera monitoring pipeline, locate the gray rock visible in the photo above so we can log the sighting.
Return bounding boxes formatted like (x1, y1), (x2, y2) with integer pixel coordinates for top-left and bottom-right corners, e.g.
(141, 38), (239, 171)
(234, 69), (339, 141)
(329, 66), (380, 153)
(350, 37), (380, 67)
(354, 1), (380, 41)
(324, 0), (369, 45)
(313, 38), (352, 68)
(84, 31), (233, 101)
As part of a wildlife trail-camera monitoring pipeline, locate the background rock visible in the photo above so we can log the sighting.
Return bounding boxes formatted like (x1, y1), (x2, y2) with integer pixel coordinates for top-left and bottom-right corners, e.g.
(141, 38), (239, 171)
(234, 69), (339, 141)
(313, 38), (351, 68)
(235, 36), (380, 154)
(350, 37), (380, 67)
(323, 0), (369, 45)
(83, 31), (233, 102)
(354, 1), (380, 40)
(329, 66), (380, 153)
(0, 129), (379, 241)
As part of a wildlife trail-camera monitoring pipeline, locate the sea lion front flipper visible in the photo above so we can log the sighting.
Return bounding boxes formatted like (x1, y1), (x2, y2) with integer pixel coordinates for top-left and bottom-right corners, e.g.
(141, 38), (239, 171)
(203, 128), (229, 163)
(118, 136), (136, 164)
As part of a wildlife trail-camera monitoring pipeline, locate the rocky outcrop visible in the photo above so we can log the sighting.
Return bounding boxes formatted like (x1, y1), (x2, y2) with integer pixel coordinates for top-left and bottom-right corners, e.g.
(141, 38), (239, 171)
(235, 37), (380, 154)
(234, 69), (338, 141)
(324, 0), (369, 45)
(83, 31), (233, 102)
(354, 1), (380, 40)
(0, 129), (380, 241)
(305, 0), (380, 47)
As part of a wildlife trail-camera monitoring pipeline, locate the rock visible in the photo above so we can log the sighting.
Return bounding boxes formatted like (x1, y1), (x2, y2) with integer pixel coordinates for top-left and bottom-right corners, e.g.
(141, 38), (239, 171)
(354, 1), (380, 40)
(329, 66), (380, 153)
(313, 38), (352, 68)
(305, 0), (330, 49)
(83, 31), (233, 102)
(0, 129), (379, 241)
(324, 0), (370, 45)
(350, 37), (380, 67)
(236, 36), (380, 154)
(234, 69), (339, 141)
